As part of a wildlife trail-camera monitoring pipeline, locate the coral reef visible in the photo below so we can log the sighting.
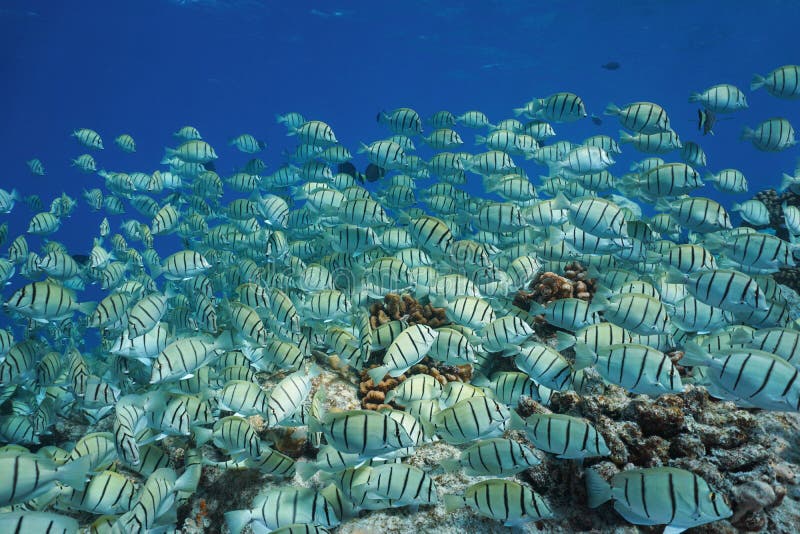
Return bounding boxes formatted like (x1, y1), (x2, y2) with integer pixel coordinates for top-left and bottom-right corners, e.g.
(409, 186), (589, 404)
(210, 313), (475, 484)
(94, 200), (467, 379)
(359, 358), (472, 410)
(513, 262), (597, 310)
(514, 377), (800, 532)
(369, 293), (449, 329)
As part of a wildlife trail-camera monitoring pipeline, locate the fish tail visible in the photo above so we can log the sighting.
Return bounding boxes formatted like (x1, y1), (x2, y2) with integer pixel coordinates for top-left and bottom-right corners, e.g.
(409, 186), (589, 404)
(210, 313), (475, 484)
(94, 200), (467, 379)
(573, 342), (596, 371)
(585, 468), (613, 508)
(367, 365), (388, 385)
(603, 102), (620, 116)
(57, 455), (92, 490)
(443, 493), (467, 512)
(555, 331), (577, 351)
(781, 173), (799, 192)
(680, 341), (713, 367)
(224, 510), (254, 534)
(750, 74), (765, 91)
(688, 92), (702, 103)
(295, 460), (318, 481)
(740, 126), (755, 141)
(618, 129), (635, 143)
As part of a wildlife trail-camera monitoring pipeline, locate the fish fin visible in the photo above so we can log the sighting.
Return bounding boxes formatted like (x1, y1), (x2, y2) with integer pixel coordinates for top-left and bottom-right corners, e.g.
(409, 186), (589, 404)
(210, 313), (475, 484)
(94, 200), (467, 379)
(585, 468), (613, 508)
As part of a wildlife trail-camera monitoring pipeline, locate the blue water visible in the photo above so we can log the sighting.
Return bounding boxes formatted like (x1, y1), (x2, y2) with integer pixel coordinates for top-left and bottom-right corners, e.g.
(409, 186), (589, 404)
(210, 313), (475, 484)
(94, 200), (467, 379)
(1, 0), (799, 260)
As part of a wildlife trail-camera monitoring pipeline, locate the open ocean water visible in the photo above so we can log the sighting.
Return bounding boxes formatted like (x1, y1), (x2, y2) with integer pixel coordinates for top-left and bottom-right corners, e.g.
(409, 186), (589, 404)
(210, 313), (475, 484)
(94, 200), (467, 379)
(1, 1), (800, 533)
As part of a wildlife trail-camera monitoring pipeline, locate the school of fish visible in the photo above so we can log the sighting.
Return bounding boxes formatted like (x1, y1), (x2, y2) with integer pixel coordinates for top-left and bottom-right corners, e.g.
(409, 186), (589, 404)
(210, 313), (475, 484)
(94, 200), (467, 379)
(0, 64), (799, 533)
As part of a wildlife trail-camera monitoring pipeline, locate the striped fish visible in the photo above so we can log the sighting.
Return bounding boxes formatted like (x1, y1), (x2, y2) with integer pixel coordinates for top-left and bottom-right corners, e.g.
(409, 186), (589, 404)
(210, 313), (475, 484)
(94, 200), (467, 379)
(445, 296), (496, 331)
(511, 412), (610, 459)
(554, 194), (628, 238)
(289, 120), (338, 145)
(575, 342), (683, 396)
(151, 203), (179, 235)
(228, 302), (269, 345)
(211, 415), (262, 460)
(72, 128), (104, 149)
(587, 467), (732, 531)
(384, 374), (442, 406)
(0, 453), (90, 506)
(706, 168), (748, 193)
(160, 250), (212, 280)
(431, 396), (509, 444)
(165, 139), (218, 163)
(590, 292), (670, 335)
(407, 215), (454, 255)
(378, 107), (423, 134)
(444, 479), (553, 527)
(266, 367), (318, 427)
(427, 327), (477, 365)
(690, 83), (748, 112)
(310, 407), (415, 457)
(682, 342), (800, 411)
(620, 129), (682, 154)
(734, 327), (800, 367)
(529, 298), (599, 332)
(604, 101), (671, 134)
(217, 380), (268, 417)
(741, 117), (796, 151)
(58, 469), (136, 514)
(225, 486), (340, 534)
(751, 65), (800, 99)
(230, 133), (265, 153)
(659, 196), (732, 232)
(686, 269), (768, 313)
(357, 463), (438, 507)
(667, 295), (734, 333)
(115, 133), (136, 152)
(440, 437), (540, 476)
(534, 92), (587, 123)
(127, 292), (170, 337)
(113, 467), (190, 533)
(5, 281), (93, 322)
(662, 244), (717, 273)
(0, 512), (78, 533)
(367, 324), (438, 383)
(514, 342), (573, 391)
(108, 322), (170, 360)
(359, 140), (406, 170)
(149, 336), (220, 384)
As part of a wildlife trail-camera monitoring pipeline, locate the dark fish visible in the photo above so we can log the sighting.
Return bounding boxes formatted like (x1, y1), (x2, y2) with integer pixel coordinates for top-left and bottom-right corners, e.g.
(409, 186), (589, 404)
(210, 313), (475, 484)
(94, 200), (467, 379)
(590, 114), (603, 126)
(338, 162), (365, 184)
(365, 163), (386, 183)
(71, 254), (91, 266)
(25, 195), (42, 211)
(601, 61), (621, 70)
(698, 108), (716, 135)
